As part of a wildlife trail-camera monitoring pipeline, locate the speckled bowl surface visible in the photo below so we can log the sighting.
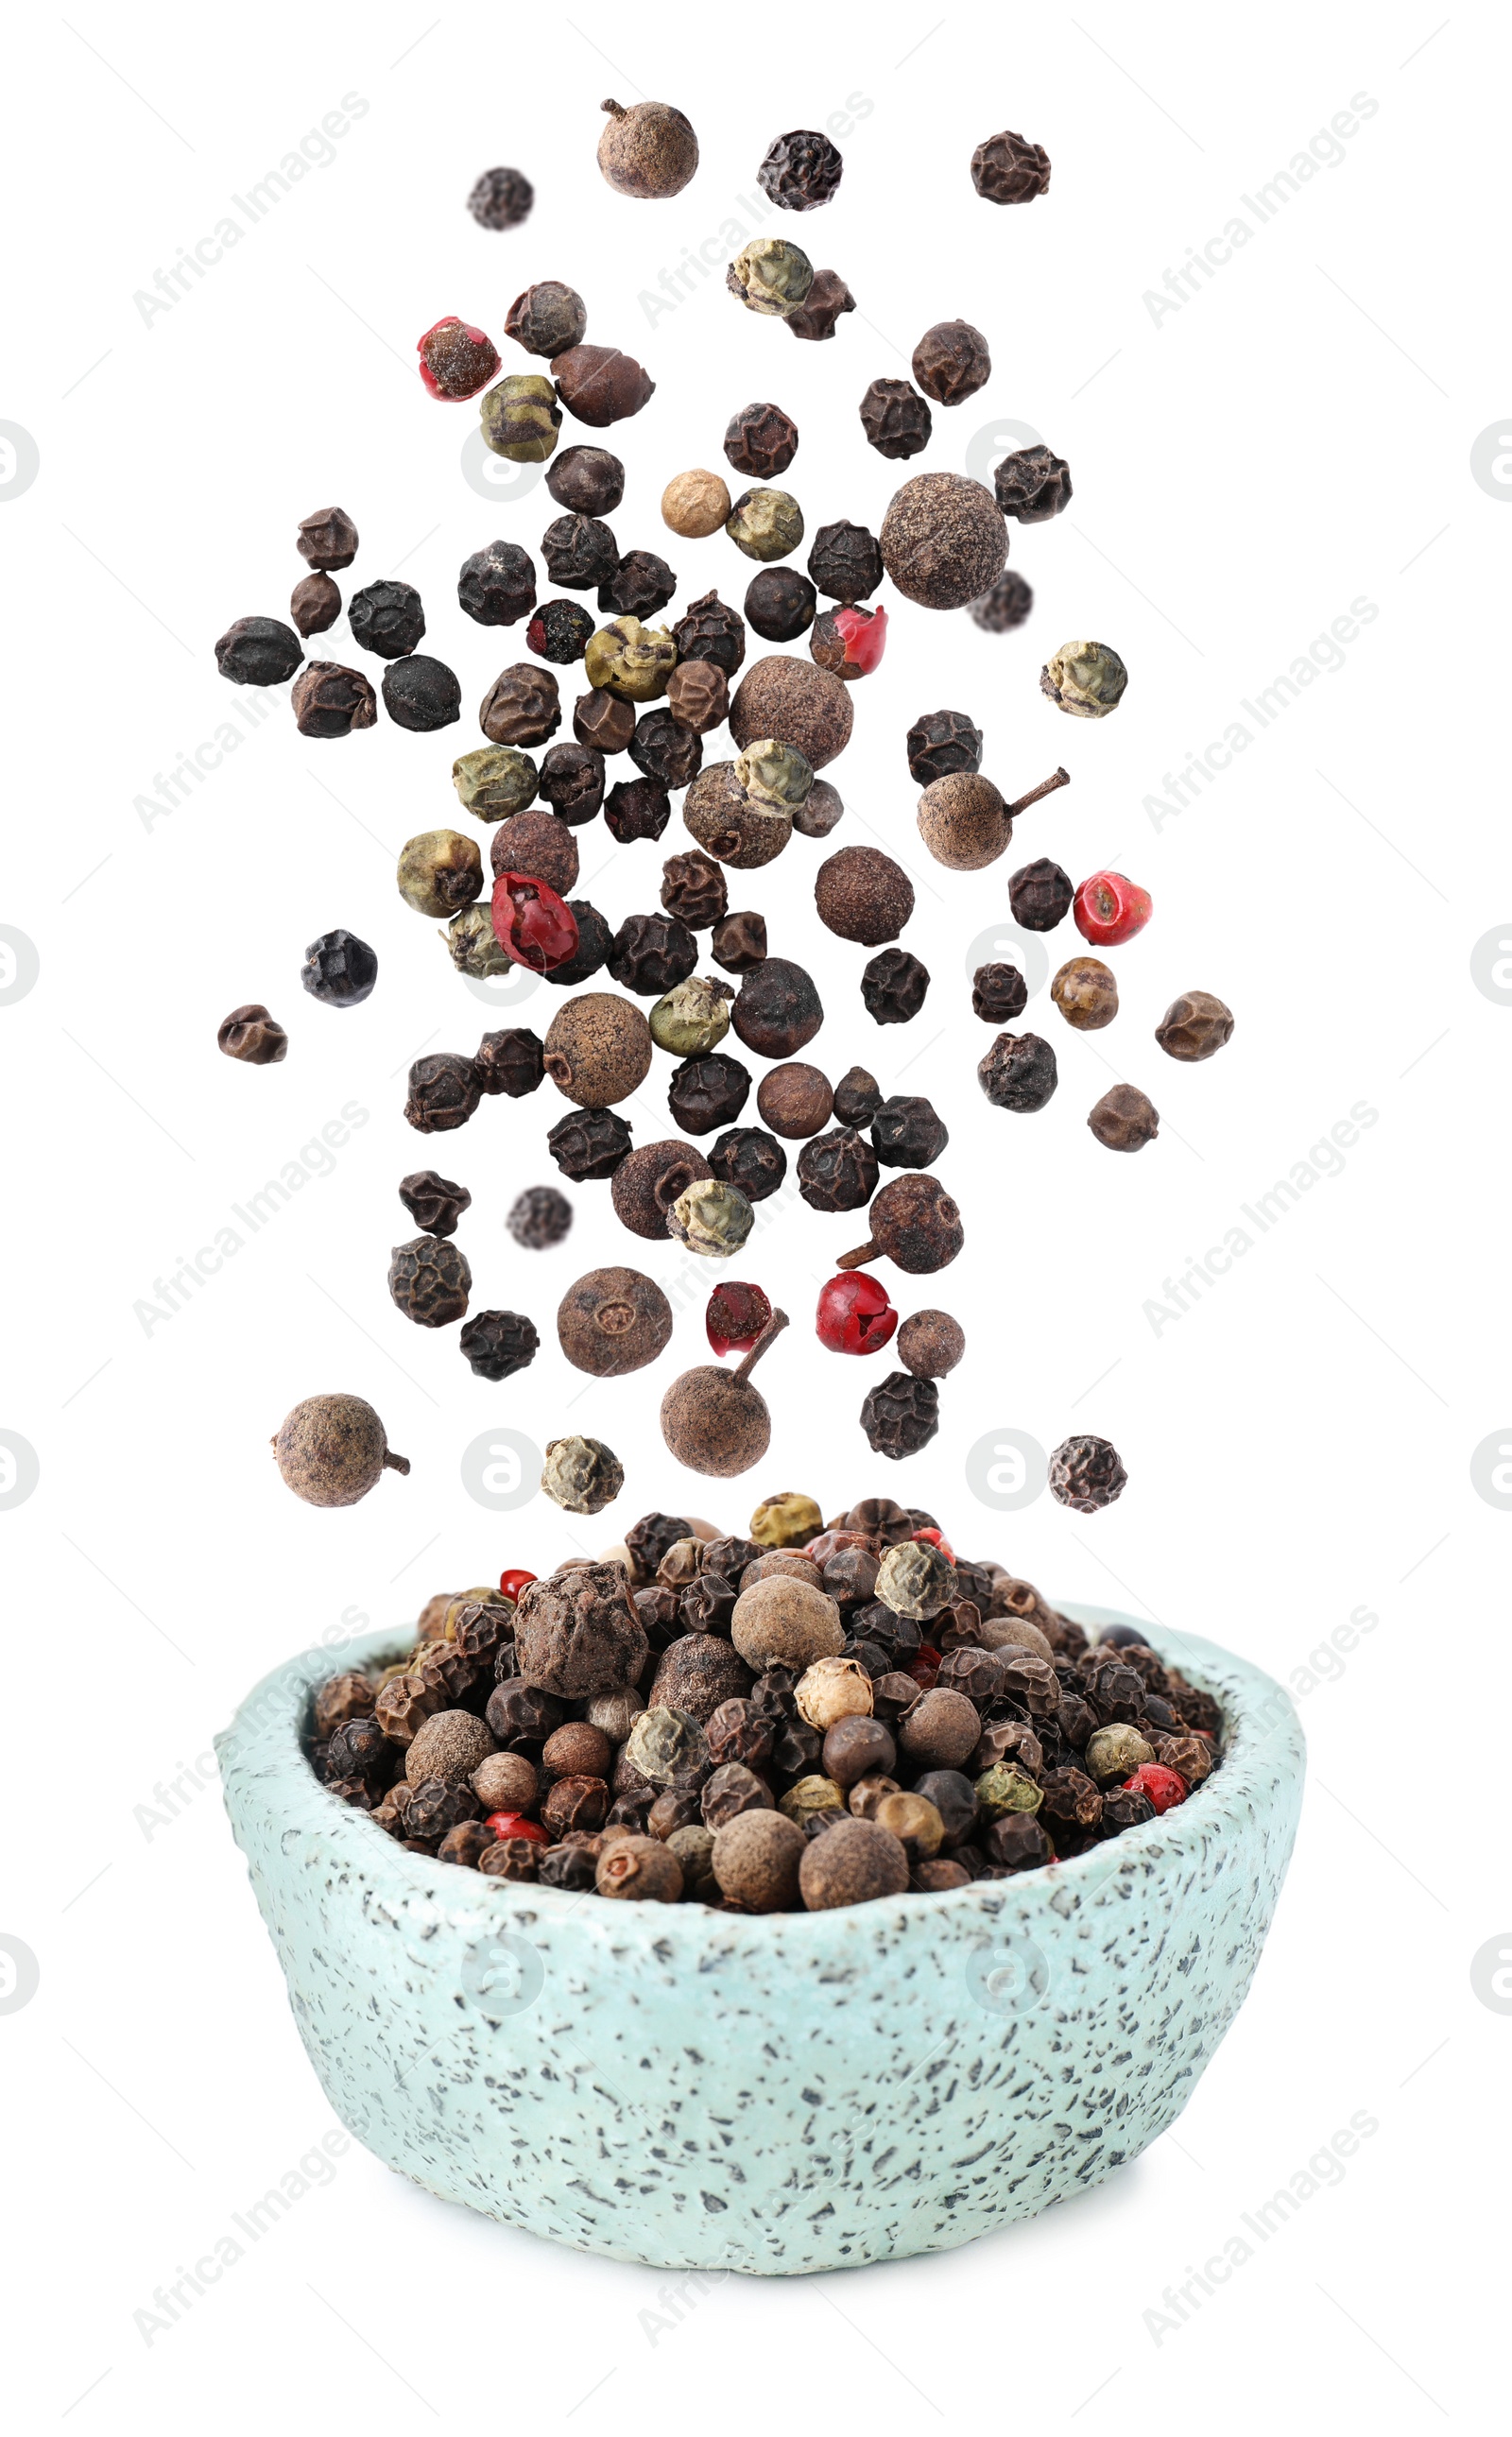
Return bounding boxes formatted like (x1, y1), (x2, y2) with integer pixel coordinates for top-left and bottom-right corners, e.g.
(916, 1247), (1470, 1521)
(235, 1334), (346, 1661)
(218, 1605), (1304, 2274)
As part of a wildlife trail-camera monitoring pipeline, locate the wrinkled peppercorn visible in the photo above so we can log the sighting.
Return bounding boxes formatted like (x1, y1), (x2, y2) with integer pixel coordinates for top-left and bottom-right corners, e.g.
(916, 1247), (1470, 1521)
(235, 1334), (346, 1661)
(548, 444), (625, 516)
(1156, 990), (1234, 1062)
(399, 1170), (471, 1236)
(508, 1185), (574, 1249)
(798, 1128), (879, 1214)
(303, 929), (377, 1007)
(547, 1107), (632, 1181)
(971, 129), (1051, 204)
(871, 1095), (949, 1169)
(711, 910), (767, 974)
(218, 1004), (287, 1065)
(661, 850), (728, 930)
(389, 1236), (471, 1328)
(542, 514), (619, 592)
(505, 280), (586, 357)
(668, 1053), (752, 1134)
(1050, 1435), (1127, 1513)
(469, 163), (533, 229)
(215, 616), (303, 687)
(805, 520), (884, 607)
(970, 569), (1034, 633)
(540, 900), (611, 987)
(603, 777), (672, 844)
(1051, 956), (1117, 1031)
(665, 659), (728, 735)
(1089, 1084), (1160, 1154)
(758, 129), (843, 211)
(787, 266), (854, 341)
(292, 661), (376, 737)
(862, 948), (930, 1024)
(480, 662), (560, 747)
(630, 710), (702, 791)
(348, 577), (424, 658)
(725, 401), (799, 480)
(574, 688), (636, 755)
(995, 445), (1073, 523)
(471, 1028), (541, 1098)
(601, 549), (678, 619)
(708, 1125), (786, 1201)
(290, 574), (340, 637)
(405, 1051), (482, 1132)
(527, 597), (595, 663)
(912, 320), (991, 407)
(743, 566), (816, 644)
(906, 710), (982, 785)
(971, 963), (1028, 1024)
(1009, 859), (1075, 932)
(978, 1031), (1057, 1112)
(609, 912), (697, 996)
(672, 591), (747, 678)
(859, 377), (932, 459)
(298, 506), (358, 571)
(537, 741), (605, 821)
(459, 1309), (540, 1381)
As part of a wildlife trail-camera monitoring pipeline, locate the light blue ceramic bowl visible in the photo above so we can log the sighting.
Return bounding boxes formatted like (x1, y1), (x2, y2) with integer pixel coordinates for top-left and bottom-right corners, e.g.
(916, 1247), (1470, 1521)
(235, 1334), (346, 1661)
(218, 1605), (1303, 2274)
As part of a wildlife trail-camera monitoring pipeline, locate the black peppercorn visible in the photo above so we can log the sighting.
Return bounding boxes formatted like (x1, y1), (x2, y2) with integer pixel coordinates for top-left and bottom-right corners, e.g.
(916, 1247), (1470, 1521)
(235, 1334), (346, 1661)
(609, 912), (697, 995)
(630, 711), (702, 792)
(1155, 990), (1234, 1062)
(547, 1107), (632, 1181)
(731, 956), (822, 1058)
(217, 1004), (287, 1065)
(327, 1714), (390, 1779)
(1088, 1085), (1160, 1154)
(860, 1373), (940, 1460)
(708, 1125), (786, 1201)
(971, 129), (1050, 204)
(672, 591), (747, 677)
(783, 266), (853, 342)
(994, 445), (1072, 523)
(725, 401), (799, 480)
(541, 900), (612, 986)
(215, 616), (303, 687)
(661, 850), (728, 930)
(797, 1126), (878, 1214)
(526, 598), (594, 663)
(459, 1309), (540, 1381)
(389, 1235), (471, 1328)
(805, 520), (884, 607)
(404, 1051), (482, 1132)
(744, 567), (816, 643)
(604, 777), (671, 844)
(290, 574), (339, 637)
(668, 1053), (751, 1134)
(291, 661), (376, 737)
(600, 549), (677, 619)
(861, 947), (929, 1025)
(474, 1027), (544, 1097)
(912, 320), (991, 407)
(1008, 859), (1074, 931)
(508, 1185), (573, 1250)
(553, 340), (656, 427)
(297, 506), (358, 571)
(970, 570), (1034, 633)
(537, 741), (605, 822)
(1049, 1435), (1128, 1514)
(978, 1031), (1058, 1112)
(971, 963), (1028, 1023)
(302, 929), (377, 1007)
(871, 1095), (949, 1169)
(349, 578), (425, 659)
(906, 710), (982, 785)
(711, 910), (766, 973)
(541, 513), (619, 592)
(469, 164), (534, 228)
(758, 129), (843, 211)
(399, 1170), (471, 1236)
(384, 655), (461, 733)
(859, 378), (933, 459)
(547, 445), (625, 517)
(832, 1066), (882, 1127)
(505, 280), (586, 358)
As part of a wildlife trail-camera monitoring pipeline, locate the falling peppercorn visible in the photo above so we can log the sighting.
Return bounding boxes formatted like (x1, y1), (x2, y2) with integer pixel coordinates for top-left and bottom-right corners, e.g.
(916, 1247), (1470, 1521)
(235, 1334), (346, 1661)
(480, 662), (561, 747)
(709, 1125), (785, 1201)
(666, 1176), (754, 1259)
(384, 655), (461, 733)
(1088, 1085), (1160, 1154)
(611, 1140), (712, 1240)
(215, 616), (303, 687)
(881, 472), (1006, 612)
(273, 1394), (409, 1507)
(399, 1170), (471, 1237)
(971, 963), (1028, 1024)
(907, 709), (982, 784)
(872, 1095), (949, 1170)
(729, 656), (851, 769)
(217, 1004), (287, 1065)
(527, 599), (594, 663)
(661, 469), (730, 539)
(1156, 990), (1234, 1061)
(389, 1236), (471, 1328)
(744, 567), (816, 644)
(970, 570), (1035, 633)
(837, 1173), (963, 1276)
(798, 1129), (879, 1215)
(912, 320), (991, 406)
(302, 929), (377, 1007)
(603, 776), (671, 843)
(543, 991), (653, 1107)
(542, 1435), (625, 1515)
(971, 130), (1051, 204)
(405, 1052), (482, 1133)
(860, 1373), (940, 1461)
(995, 445), (1073, 523)
(673, 590), (746, 677)
(505, 280), (586, 356)
(1048, 1435), (1128, 1514)
(459, 1310), (539, 1382)
(978, 1031), (1057, 1113)
(601, 549), (678, 619)
(1051, 957), (1118, 1031)
(897, 1310), (964, 1380)
(474, 1027), (544, 1097)
(859, 379), (933, 460)
(553, 341), (657, 427)
(547, 1106), (632, 1182)
(1040, 641), (1128, 719)
(468, 165), (534, 229)
(508, 1186), (574, 1251)
(661, 1309), (790, 1477)
(479, 374), (561, 463)
(558, 1266), (673, 1377)
(291, 661), (376, 737)
(1008, 858), (1075, 931)
(758, 129), (843, 211)
(289, 574), (339, 637)
(297, 506), (358, 571)
(861, 947), (930, 1025)
(597, 97), (698, 198)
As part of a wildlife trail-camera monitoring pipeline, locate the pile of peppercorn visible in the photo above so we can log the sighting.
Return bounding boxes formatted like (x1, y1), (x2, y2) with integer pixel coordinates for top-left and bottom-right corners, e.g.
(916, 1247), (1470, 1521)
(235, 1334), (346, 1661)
(306, 1495), (1220, 1912)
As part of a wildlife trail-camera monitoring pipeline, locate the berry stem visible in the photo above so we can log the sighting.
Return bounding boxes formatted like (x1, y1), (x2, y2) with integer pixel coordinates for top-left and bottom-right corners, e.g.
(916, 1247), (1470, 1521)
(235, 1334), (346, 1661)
(1008, 766), (1071, 817)
(734, 1308), (789, 1383)
(601, 97), (627, 117)
(834, 1240), (879, 1272)
(384, 1450), (411, 1475)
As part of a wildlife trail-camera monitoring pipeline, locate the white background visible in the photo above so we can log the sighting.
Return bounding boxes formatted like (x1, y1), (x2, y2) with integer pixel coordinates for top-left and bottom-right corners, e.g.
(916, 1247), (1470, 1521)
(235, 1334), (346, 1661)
(3, 3), (1501, 2426)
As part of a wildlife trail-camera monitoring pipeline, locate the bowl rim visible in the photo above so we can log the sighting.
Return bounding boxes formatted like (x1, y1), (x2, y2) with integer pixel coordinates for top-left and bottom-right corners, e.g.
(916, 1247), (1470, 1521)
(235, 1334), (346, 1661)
(219, 1600), (1305, 1945)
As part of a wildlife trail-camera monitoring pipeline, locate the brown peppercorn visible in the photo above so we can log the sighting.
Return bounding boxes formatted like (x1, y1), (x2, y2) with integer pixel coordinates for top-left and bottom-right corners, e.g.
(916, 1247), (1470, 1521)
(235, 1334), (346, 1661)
(489, 809), (579, 898)
(837, 1172), (964, 1275)
(1008, 858), (1074, 932)
(538, 741), (605, 822)
(911, 319), (991, 406)
(486, 1680), (567, 1749)
(218, 1004), (287, 1065)
(730, 1572), (842, 1671)
(660, 1311), (788, 1477)
(700, 1761), (774, 1829)
(610, 1138), (713, 1240)
(595, 1832), (684, 1900)
(880, 472), (1006, 612)
(574, 687), (637, 754)
(821, 1714), (896, 1787)
(1040, 1767), (1103, 1836)
(661, 850), (728, 929)
(438, 1821), (495, 1869)
(757, 1062), (833, 1139)
(799, 1815), (908, 1909)
(859, 378), (933, 460)
(476, 1834), (539, 1881)
(815, 846), (915, 946)
(480, 663), (560, 747)
(553, 340), (656, 427)
(1155, 990), (1234, 1062)
(596, 96), (698, 199)
(514, 1561), (647, 1699)
(727, 657), (852, 770)
(1049, 1435), (1128, 1514)
(1088, 1084), (1160, 1154)
(662, 469), (731, 539)
(1052, 956), (1118, 1031)
(374, 1671), (446, 1748)
(983, 1814), (1054, 1872)
(667, 1055), (751, 1136)
(541, 1724), (614, 1784)
(548, 446), (626, 517)
(312, 1671), (377, 1740)
(388, 1235), (471, 1328)
(1156, 1732), (1212, 1788)
(725, 401), (799, 479)
(630, 710), (701, 791)
(474, 1027), (545, 1099)
(797, 1127), (878, 1214)
(290, 572), (341, 637)
(556, 1265), (673, 1376)
(871, 1791), (945, 1864)
(793, 777), (844, 839)
(291, 661), (377, 738)
(786, 266), (854, 341)
(404, 1709), (494, 1789)
(896, 1687), (981, 1771)
(709, 1126), (785, 1199)
(861, 947), (930, 1024)
(706, 1699), (776, 1772)
(897, 1309), (964, 1379)
(711, 909), (767, 972)
(712, 1809), (805, 1911)
(971, 129), (1051, 205)
(472, 1751), (539, 1812)
(832, 1066), (882, 1127)
(664, 658), (729, 736)
(297, 506), (358, 571)
(505, 279), (587, 356)
(731, 956), (822, 1058)
(648, 1787), (705, 1840)
(917, 773), (1010, 871)
(542, 1774), (610, 1836)
(542, 992), (653, 1107)
(407, 1776), (481, 1841)
(906, 709), (982, 785)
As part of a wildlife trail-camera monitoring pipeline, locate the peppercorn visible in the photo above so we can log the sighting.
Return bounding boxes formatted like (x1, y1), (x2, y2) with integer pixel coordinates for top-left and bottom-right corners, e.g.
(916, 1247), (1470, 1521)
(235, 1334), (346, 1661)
(698, 918), (761, 987)
(599, 916), (691, 1004)
(661, 1310), (789, 1479)
(743, 567), (816, 644)
(697, 1762), (770, 1831)
(404, 1051), (482, 1133)
(747, 1064), (826, 1143)
(859, 378), (932, 460)
(649, 1631), (754, 1721)
(991, 447), (1071, 527)
(728, 235), (814, 317)
(793, 1129), (875, 1216)
(398, 1170), (470, 1240)
(970, 569), (1034, 633)
(680, 766), (787, 871)
(704, 1699), (773, 1774)
(449, 747), (534, 826)
(971, 129), (1050, 203)
(596, 95), (697, 197)
(301, 929), (377, 1008)
(553, 341), (656, 428)
(728, 656), (851, 769)
(672, 592), (746, 678)
(1041, 640), (1128, 720)
(776, 1769), (844, 1825)
(667, 1176), (754, 1258)
(704, 1126), (783, 1205)
(524, 743), (597, 828)
(393, 830), (479, 922)
(624, 712), (698, 795)
(727, 958), (820, 1062)
(455, 1309), (538, 1385)
(727, 488), (804, 563)
(858, 1373), (939, 1461)
(1156, 990), (1234, 1061)
(978, 1031), (1057, 1112)
(464, 1033), (537, 1107)
(1089, 1084), (1160, 1154)
(794, 1656), (873, 1732)
(479, 373), (561, 463)
(485, 1678), (566, 1746)
(215, 616), (303, 687)
(291, 661), (376, 737)
(290, 573), (339, 637)
(593, 1831), (681, 1900)
(733, 739), (813, 813)
(651, 977), (733, 1058)
(875, 1538), (955, 1620)
(469, 163), (533, 228)
(622, 1513), (695, 1583)
(388, 1234), (471, 1330)
(542, 1108), (627, 1187)
(1049, 1435), (1127, 1514)
(585, 617), (678, 703)
(651, 852), (722, 937)
(661, 469), (731, 539)
(841, 1175), (961, 1279)
(557, 1265), (672, 1379)
(538, 901), (610, 988)
(541, 513), (617, 593)
(348, 577), (424, 659)
(892, 1310), (962, 1385)
(758, 127), (843, 210)
(779, 266), (849, 342)
(1043, 957), (1114, 1035)
(1084, 1724), (1156, 1787)
(385, 654), (461, 733)
(810, 604), (887, 681)
(401, 1710), (492, 1792)
(1009, 859), (1075, 932)
(479, 663), (560, 749)
(217, 1004), (287, 1065)
(273, 1394), (409, 1509)
(540, 1435), (623, 1518)
(905, 715), (978, 794)
(912, 320), (991, 407)
(601, 549), (678, 620)
(503, 1185), (570, 1253)
(521, 601), (593, 676)
(861, 947), (929, 1025)
(541, 451), (623, 525)
(813, 846), (914, 949)
(625, 1707), (709, 1789)
(661, 660), (725, 739)
(881, 472), (1006, 612)
(543, 991), (653, 1107)
(297, 506), (357, 571)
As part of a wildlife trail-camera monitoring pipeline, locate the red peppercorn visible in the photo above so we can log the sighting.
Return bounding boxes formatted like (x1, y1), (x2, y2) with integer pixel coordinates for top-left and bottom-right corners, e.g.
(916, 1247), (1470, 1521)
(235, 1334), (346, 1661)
(1122, 1763), (1187, 1814)
(484, 1810), (550, 1844)
(498, 1567), (537, 1602)
(1074, 870), (1152, 948)
(490, 871), (580, 972)
(907, 1646), (941, 1689)
(416, 316), (502, 402)
(816, 1272), (899, 1356)
(814, 603), (888, 679)
(706, 1279), (773, 1357)
(911, 1525), (956, 1563)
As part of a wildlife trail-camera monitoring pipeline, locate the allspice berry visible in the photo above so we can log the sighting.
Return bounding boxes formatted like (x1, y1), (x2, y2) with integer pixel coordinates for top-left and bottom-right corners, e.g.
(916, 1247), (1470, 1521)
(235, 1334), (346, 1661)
(271, 1394), (409, 1507)
(597, 98), (699, 200)
(661, 1309), (790, 1478)
(815, 846), (914, 944)
(757, 1063), (832, 1140)
(728, 657), (852, 770)
(596, 1834), (684, 1901)
(557, 1267), (673, 1377)
(896, 1688), (982, 1770)
(662, 469), (731, 538)
(897, 1310), (964, 1379)
(1052, 956), (1119, 1031)
(917, 773), (1010, 871)
(880, 472), (1006, 611)
(1088, 1084), (1160, 1153)
(837, 1173), (964, 1276)
(611, 1139), (712, 1240)
(542, 992), (653, 1107)
(730, 1570), (843, 1671)
(489, 809), (579, 898)
(712, 1809), (805, 1912)
(799, 1814), (910, 1910)
(472, 1751), (538, 1811)
(405, 1710), (494, 1790)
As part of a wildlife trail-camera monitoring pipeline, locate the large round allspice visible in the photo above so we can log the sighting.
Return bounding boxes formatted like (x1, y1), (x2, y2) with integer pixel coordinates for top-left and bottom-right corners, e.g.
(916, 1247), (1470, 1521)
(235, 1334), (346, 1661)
(661, 1310), (789, 1477)
(557, 1267), (673, 1377)
(597, 99), (699, 198)
(271, 1394), (409, 1508)
(542, 992), (653, 1107)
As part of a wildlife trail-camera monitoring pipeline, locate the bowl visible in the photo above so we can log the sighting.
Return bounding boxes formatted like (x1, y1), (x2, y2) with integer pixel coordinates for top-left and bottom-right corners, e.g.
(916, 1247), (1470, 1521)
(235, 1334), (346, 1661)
(217, 1603), (1304, 2274)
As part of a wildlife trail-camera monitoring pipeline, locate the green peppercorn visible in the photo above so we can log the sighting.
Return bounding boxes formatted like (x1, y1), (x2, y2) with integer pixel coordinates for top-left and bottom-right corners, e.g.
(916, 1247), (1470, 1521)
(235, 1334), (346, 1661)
(541, 1434), (624, 1515)
(443, 904), (513, 976)
(397, 829), (483, 919)
(749, 1491), (824, 1549)
(1083, 1723), (1155, 1785)
(666, 1822), (719, 1900)
(1040, 640), (1128, 719)
(452, 745), (539, 821)
(875, 1538), (957, 1619)
(733, 738), (814, 810)
(974, 1762), (1043, 1821)
(666, 1177), (754, 1259)
(729, 237), (815, 317)
(726, 488), (804, 562)
(626, 1706), (710, 1786)
(777, 1774), (846, 1825)
(583, 616), (679, 702)
(649, 974), (733, 1056)
(480, 373), (562, 462)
